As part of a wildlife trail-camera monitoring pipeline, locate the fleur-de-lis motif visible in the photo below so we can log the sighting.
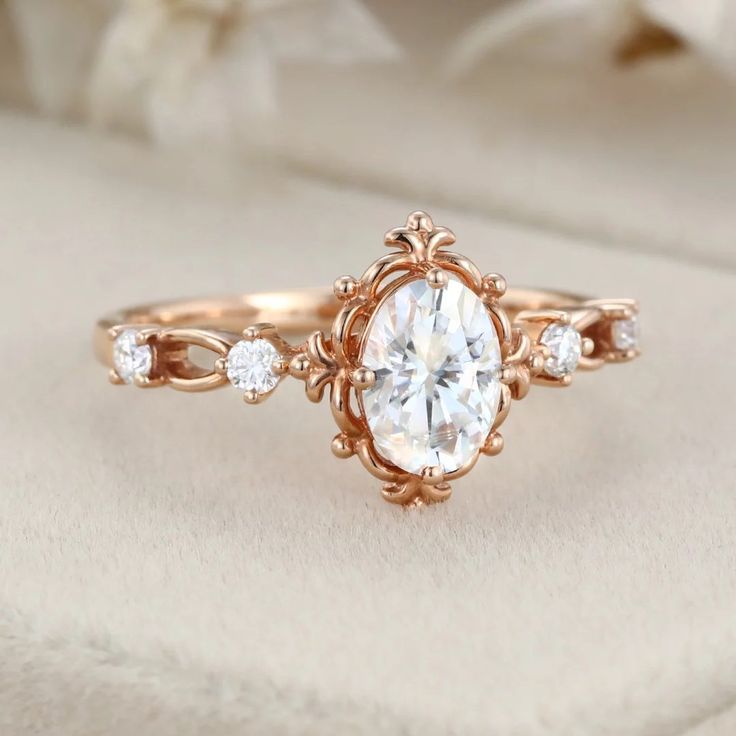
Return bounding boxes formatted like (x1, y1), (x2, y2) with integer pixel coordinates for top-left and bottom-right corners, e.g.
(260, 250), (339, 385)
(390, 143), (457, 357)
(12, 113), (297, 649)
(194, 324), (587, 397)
(502, 327), (546, 400)
(289, 330), (337, 403)
(383, 210), (457, 262)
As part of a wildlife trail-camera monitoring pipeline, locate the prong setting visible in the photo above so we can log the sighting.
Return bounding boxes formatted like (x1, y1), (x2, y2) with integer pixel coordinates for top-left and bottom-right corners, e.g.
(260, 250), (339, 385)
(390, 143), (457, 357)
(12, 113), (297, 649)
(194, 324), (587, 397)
(99, 211), (639, 507)
(334, 275), (359, 300)
(482, 273), (507, 299)
(538, 322), (582, 379)
(289, 354), (311, 379)
(421, 466), (445, 486)
(331, 434), (355, 459)
(482, 432), (504, 456)
(243, 390), (259, 405)
(226, 337), (282, 399)
(351, 367), (376, 390)
(425, 267), (449, 290)
(108, 369), (125, 385)
(111, 328), (154, 385)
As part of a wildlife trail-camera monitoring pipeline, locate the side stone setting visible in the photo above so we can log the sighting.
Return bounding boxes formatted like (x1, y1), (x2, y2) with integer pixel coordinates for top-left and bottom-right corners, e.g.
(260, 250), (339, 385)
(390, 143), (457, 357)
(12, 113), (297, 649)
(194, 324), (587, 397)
(360, 276), (502, 475)
(540, 323), (582, 378)
(113, 329), (153, 384)
(227, 339), (280, 394)
(612, 316), (640, 351)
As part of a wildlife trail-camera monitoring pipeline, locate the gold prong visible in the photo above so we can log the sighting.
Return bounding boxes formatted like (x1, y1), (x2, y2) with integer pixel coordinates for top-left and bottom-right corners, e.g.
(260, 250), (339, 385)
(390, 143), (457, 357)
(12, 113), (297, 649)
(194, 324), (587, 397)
(289, 353), (310, 379)
(107, 326), (124, 341)
(425, 267), (449, 290)
(133, 374), (165, 388)
(243, 390), (260, 404)
(121, 326), (159, 346)
(272, 358), (290, 376)
(108, 369), (125, 385)
(351, 367), (376, 390)
(482, 432), (504, 456)
(243, 323), (277, 341)
(528, 351), (545, 374)
(500, 365), (517, 385)
(214, 357), (228, 375)
(333, 275), (359, 300)
(421, 466), (444, 486)
(482, 273), (507, 298)
(581, 337), (595, 356)
(331, 434), (355, 459)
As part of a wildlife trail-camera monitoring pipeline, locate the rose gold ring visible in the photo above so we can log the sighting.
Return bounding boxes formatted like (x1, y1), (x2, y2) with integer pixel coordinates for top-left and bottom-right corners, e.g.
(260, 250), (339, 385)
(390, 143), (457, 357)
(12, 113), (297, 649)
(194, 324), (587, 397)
(95, 211), (640, 506)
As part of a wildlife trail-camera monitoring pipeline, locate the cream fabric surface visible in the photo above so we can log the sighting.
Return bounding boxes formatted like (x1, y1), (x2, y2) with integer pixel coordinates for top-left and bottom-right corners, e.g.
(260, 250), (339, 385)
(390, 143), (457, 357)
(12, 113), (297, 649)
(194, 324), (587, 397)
(1, 111), (735, 736)
(274, 58), (736, 271)
(4, 3), (736, 272)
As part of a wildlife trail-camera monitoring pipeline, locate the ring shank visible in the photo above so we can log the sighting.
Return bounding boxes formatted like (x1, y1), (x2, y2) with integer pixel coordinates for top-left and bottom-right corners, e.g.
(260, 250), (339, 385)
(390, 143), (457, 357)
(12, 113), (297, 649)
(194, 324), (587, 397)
(94, 287), (588, 367)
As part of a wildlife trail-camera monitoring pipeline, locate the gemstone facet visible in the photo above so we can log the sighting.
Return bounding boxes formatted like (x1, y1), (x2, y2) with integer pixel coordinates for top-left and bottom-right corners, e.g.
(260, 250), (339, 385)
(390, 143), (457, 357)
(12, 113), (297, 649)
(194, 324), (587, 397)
(113, 329), (153, 384)
(612, 316), (640, 351)
(540, 323), (582, 378)
(361, 276), (502, 475)
(227, 339), (280, 394)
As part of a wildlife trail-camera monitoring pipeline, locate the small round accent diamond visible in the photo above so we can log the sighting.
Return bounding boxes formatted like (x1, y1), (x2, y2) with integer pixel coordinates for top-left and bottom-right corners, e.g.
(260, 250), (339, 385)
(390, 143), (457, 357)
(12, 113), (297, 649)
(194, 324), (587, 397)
(113, 329), (153, 384)
(612, 316), (640, 351)
(540, 323), (582, 378)
(227, 339), (280, 394)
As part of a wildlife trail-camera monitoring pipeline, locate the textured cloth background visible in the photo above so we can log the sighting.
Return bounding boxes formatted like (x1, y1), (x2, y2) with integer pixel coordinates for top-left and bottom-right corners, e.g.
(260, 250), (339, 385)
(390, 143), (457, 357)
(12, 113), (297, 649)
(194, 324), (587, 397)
(3, 2), (736, 270)
(0, 111), (735, 735)
(273, 59), (736, 270)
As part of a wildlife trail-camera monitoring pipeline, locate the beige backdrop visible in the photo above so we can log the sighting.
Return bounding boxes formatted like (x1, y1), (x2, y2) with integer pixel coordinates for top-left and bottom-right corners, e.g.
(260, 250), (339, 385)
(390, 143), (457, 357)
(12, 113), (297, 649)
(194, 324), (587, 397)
(0, 101), (735, 735)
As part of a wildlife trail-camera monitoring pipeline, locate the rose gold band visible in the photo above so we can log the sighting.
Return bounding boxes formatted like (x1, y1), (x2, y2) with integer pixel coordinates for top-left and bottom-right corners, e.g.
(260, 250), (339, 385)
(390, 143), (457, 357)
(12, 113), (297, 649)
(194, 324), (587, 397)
(94, 286), (605, 377)
(96, 211), (639, 506)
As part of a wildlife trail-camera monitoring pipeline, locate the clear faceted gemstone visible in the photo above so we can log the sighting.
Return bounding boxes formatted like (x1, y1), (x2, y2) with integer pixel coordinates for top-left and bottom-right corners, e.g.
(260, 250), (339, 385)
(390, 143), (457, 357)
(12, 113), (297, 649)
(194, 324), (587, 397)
(227, 339), (280, 393)
(612, 316), (640, 351)
(361, 276), (502, 475)
(540, 323), (582, 378)
(113, 329), (152, 384)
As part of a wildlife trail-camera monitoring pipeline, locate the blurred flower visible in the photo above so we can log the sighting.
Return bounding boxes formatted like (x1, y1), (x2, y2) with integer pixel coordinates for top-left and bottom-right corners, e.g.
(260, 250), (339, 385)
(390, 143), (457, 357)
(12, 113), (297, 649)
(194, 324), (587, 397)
(444, 0), (736, 78)
(6, 0), (400, 145)
(6, 0), (117, 117)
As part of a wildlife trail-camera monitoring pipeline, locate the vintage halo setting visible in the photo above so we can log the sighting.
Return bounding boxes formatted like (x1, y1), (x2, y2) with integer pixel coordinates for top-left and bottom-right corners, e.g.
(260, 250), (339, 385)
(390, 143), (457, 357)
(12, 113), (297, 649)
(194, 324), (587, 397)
(279, 210), (530, 506)
(99, 211), (640, 507)
(540, 323), (582, 378)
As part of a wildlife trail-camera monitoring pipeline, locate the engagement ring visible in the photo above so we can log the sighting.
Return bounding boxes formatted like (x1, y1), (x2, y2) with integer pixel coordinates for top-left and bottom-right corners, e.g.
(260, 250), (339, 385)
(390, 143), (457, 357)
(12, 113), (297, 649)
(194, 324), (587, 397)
(95, 212), (640, 506)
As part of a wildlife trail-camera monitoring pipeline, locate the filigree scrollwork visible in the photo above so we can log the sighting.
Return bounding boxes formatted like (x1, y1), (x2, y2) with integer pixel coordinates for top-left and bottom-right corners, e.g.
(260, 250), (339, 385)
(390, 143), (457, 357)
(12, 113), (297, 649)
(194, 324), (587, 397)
(501, 327), (546, 399)
(289, 330), (337, 403)
(103, 211), (639, 507)
(288, 211), (532, 507)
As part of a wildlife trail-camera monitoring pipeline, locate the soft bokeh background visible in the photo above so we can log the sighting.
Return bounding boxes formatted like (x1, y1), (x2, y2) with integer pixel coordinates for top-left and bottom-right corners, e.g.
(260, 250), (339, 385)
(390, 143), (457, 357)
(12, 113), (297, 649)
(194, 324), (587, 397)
(1, 2), (736, 736)
(2, 0), (736, 265)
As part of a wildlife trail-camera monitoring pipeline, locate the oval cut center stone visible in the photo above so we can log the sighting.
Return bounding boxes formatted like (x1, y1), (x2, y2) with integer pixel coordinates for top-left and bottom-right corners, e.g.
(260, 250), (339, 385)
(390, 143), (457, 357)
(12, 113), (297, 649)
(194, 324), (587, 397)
(361, 275), (502, 475)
